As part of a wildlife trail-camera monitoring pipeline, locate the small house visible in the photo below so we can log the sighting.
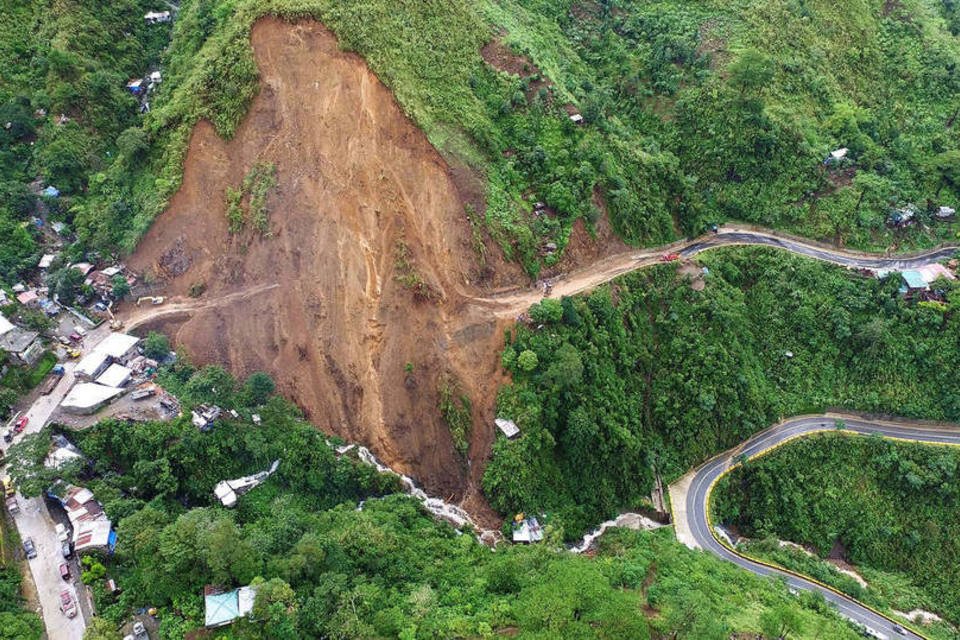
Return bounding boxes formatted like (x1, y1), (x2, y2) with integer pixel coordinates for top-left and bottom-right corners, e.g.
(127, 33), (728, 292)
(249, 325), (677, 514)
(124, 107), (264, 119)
(204, 585), (258, 628)
(144, 11), (171, 24)
(495, 418), (520, 439)
(512, 515), (544, 543)
(937, 206), (956, 220)
(96, 363), (132, 388)
(149, 71), (162, 84)
(38, 254), (57, 269)
(42, 186), (60, 198)
(192, 404), (222, 431)
(75, 351), (112, 381)
(16, 290), (39, 307)
(61, 383), (122, 415)
(569, 113), (584, 124)
(823, 147), (848, 166)
(94, 332), (140, 362)
(900, 270), (928, 293)
(126, 79), (144, 95)
(0, 327), (43, 365)
(71, 262), (95, 276)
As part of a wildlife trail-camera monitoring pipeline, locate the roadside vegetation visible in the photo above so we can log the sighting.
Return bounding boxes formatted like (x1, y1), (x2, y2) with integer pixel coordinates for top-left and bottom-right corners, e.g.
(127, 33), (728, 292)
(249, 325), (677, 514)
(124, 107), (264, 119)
(4, 0), (960, 285)
(713, 432), (960, 634)
(0, 518), (43, 640)
(485, 247), (960, 538)
(6, 360), (864, 640)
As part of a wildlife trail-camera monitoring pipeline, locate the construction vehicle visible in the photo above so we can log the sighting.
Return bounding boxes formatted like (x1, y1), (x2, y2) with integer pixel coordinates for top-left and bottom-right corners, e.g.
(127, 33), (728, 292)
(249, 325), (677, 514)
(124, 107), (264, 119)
(2, 476), (15, 498)
(106, 300), (123, 330)
(136, 296), (165, 306)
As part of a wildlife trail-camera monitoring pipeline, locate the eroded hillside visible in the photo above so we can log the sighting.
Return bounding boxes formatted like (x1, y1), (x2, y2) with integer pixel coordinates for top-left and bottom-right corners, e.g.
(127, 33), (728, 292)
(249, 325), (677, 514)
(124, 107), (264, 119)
(129, 18), (512, 507)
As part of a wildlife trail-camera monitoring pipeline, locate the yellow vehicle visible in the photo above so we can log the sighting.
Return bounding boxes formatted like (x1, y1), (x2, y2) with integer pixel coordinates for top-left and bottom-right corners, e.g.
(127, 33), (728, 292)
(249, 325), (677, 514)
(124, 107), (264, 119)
(2, 476), (14, 498)
(68, 348), (82, 359)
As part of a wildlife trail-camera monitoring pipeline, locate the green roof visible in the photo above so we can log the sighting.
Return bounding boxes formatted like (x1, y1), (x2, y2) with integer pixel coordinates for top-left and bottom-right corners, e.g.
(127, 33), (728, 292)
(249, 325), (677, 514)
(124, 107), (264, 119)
(204, 591), (240, 627)
(901, 270), (927, 289)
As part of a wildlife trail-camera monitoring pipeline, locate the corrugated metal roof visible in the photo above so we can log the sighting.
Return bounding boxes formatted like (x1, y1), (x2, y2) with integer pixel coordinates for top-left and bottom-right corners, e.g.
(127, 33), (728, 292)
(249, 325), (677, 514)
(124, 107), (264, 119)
(901, 270), (927, 289)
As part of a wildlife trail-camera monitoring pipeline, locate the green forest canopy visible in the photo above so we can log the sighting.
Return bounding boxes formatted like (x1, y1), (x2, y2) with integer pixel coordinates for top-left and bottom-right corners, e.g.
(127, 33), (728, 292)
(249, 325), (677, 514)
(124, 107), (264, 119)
(3, 0), (960, 282)
(7, 362), (865, 640)
(485, 247), (960, 538)
(714, 432), (960, 630)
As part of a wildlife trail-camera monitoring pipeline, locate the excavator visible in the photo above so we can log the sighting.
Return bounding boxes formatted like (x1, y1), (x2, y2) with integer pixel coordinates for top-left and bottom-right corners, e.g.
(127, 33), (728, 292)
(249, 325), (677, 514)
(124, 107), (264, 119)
(106, 300), (124, 330)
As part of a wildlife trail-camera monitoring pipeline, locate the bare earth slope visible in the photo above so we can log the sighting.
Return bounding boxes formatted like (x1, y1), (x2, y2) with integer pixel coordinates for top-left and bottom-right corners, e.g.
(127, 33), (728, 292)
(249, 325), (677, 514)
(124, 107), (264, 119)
(130, 18), (505, 502)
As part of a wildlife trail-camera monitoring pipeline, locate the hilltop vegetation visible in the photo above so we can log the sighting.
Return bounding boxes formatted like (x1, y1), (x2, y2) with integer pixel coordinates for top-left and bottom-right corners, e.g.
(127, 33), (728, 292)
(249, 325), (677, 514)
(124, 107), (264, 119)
(485, 247), (960, 537)
(8, 364), (864, 640)
(714, 433), (960, 631)
(3, 0), (960, 281)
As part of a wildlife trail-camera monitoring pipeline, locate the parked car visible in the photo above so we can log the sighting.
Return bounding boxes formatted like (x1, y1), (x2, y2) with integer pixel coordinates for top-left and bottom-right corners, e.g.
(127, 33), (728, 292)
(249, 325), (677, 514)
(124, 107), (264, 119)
(22, 537), (36, 559)
(68, 333), (82, 343)
(93, 302), (107, 312)
(13, 415), (28, 433)
(59, 562), (71, 581)
(2, 429), (11, 443)
(57, 336), (71, 346)
(892, 624), (906, 636)
(55, 523), (70, 542)
(5, 496), (19, 515)
(661, 252), (681, 262)
(59, 590), (77, 618)
(61, 541), (72, 559)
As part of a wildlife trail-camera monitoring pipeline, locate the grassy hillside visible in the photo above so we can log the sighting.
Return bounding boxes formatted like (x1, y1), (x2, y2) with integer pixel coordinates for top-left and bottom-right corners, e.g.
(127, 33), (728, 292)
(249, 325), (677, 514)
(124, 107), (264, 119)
(714, 433), (960, 632)
(3, 0), (960, 282)
(6, 363), (864, 639)
(484, 247), (960, 537)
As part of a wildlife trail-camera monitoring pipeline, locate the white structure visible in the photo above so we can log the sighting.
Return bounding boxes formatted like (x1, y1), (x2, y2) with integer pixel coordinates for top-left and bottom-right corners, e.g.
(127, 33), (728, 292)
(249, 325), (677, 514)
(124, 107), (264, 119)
(149, 71), (162, 83)
(204, 585), (258, 628)
(61, 383), (122, 415)
(75, 351), (111, 381)
(0, 314), (13, 336)
(512, 516), (544, 543)
(213, 460), (280, 507)
(55, 484), (115, 553)
(97, 363), (132, 388)
(144, 10), (171, 23)
(495, 418), (520, 439)
(94, 332), (140, 361)
(38, 254), (56, 269)
(829, 147), (848, 160)
(569, 113), (584, 124)
(937, 206), (956, 219)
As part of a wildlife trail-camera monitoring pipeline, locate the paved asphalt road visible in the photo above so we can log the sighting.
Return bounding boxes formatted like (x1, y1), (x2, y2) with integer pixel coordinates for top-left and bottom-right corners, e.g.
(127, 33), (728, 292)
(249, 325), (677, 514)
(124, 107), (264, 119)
(3, 321), (111, 639)
(686, 415), (960, 639)
(682, 232), (959, 270)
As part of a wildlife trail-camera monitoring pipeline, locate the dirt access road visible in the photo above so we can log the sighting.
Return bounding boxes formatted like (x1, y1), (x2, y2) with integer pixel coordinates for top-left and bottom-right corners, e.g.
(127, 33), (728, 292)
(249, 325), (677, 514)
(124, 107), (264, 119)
(125, 17), (958, 524)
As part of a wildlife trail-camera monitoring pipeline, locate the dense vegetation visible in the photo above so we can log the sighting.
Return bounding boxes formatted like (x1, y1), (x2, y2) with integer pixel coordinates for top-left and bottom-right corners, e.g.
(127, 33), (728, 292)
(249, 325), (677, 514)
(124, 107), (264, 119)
(7, 364), (866, 640)
(485, 247), (960, 537)
(4, 0), (960, 283)
(0, 563), (43, 640)
(713, 433), (960, 631)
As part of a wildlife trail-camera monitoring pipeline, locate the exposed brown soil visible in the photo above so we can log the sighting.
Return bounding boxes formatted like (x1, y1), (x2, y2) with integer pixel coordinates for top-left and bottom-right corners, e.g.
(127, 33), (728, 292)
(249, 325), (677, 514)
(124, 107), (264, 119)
(481, 38), (553, 102)
(128, 18), (510, 519)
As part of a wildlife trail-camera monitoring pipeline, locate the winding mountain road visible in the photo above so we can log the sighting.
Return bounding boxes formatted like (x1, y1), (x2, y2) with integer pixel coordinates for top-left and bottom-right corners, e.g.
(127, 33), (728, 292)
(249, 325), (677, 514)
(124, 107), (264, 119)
(680, 415), (960, 639)
(478, 227), (958, 316)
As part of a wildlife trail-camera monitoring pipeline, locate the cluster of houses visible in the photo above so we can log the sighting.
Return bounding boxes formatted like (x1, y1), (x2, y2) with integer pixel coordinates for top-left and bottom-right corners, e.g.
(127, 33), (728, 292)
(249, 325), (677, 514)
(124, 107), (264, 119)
(877, 262), (957, 299)
(888, 203), (956, 228)
(62, 332), (145, 415)
(45, 438), (116, 555)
